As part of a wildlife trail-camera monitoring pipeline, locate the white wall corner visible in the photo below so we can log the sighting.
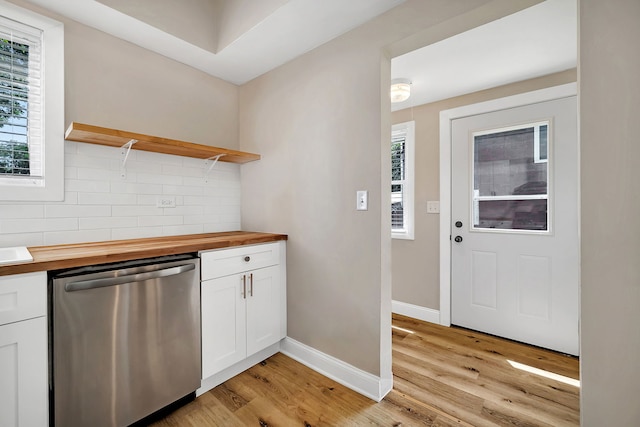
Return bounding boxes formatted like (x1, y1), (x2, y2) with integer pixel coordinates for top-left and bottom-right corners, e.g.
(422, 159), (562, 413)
(280, 337), (390, 402)
(392, 300), (441, 324)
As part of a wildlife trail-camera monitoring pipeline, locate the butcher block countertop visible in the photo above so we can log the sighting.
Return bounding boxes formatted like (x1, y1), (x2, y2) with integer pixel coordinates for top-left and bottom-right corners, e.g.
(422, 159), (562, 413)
(0, 231), (287, 276)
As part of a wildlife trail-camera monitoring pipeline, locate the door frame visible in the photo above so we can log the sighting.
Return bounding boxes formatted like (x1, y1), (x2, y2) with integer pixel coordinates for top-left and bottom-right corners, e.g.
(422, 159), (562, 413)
(438, 82), (578, 326)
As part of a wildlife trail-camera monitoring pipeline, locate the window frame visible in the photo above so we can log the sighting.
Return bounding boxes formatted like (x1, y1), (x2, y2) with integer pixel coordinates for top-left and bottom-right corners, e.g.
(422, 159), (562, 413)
(391, 120), (415, 240)
(0, 0), (64, 201)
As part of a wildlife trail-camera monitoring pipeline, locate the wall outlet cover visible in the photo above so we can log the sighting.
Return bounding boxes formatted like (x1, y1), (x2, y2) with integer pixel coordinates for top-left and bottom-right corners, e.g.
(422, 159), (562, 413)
(427, 201), (440, 214)
(156, 196), (176, 208)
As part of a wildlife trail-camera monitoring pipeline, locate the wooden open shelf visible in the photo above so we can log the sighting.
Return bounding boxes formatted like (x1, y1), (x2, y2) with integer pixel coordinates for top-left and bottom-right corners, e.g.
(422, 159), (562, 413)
(64, 122), (260, 164)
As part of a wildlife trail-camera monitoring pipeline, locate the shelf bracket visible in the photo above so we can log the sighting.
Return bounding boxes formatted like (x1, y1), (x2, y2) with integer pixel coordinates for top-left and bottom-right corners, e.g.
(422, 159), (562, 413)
(204, 154), (226, 183)
(120, 139), (138, 178)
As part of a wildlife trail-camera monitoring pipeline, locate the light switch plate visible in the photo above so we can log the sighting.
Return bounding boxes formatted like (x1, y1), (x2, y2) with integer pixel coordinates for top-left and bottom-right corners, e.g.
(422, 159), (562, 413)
(356, 190), (368, 211)
(427, 201), (440, 214)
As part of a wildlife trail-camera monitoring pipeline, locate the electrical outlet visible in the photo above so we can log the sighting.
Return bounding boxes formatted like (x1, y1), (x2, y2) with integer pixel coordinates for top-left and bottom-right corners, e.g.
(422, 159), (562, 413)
(156, 196), (176, 208)
(427, 201), (440, 214)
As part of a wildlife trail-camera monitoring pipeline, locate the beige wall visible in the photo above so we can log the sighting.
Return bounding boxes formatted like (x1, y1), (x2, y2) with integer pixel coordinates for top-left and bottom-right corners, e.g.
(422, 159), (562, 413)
(11, 0), (239, 150)
(580, 0), (640, 424)
(391, 69), (577, 310)
(237, 0), (544, 377)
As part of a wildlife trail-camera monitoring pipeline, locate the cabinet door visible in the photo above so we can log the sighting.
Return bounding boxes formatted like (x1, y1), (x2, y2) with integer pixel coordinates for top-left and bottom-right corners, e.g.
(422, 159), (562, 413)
(0, 316), (48, 427)
(201, 274), (247, 378)
(246, 265), (282, 356)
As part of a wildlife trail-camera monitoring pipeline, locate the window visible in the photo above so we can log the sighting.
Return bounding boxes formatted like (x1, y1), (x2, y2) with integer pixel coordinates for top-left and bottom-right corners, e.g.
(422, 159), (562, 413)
(472, 121), (550, 232)
(0, 1), (63, 201)
(391, 120), (414, 239)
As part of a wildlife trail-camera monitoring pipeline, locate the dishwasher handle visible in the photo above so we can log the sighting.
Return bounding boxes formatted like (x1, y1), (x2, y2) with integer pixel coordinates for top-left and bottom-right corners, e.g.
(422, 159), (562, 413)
(64, 263), (196, 292)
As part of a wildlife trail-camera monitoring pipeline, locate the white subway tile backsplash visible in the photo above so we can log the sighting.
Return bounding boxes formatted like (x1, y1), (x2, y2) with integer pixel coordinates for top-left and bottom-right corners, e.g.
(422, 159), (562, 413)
(110, 182), (162, 195)
(44, 229), (112, 246)
(162, 224), (204, 236)
(66, 152), (113, 169)
(183, 215), (216, 225)
(205, 222), (240, 233)
(122, 159), (163, 175)
(62, 192), (79, 205)
(112, 205), (161, 217)
(137, 172), (183, 186)
(136, 195), (159, 206)
(139, 215), (182, 227)
(169, 205), (203, 216)
(111, 226), (163, 240)
(136, 150), (182, 165)
(77, 167), (118, 181)
(66, 179), (111, 193)
(1, 218), (78, 234)
(161, 163), (204, 178)
(76, 141), (124, 159)
(79, 216), (138, 230)
(0, 205), (44, 219)
(78, 192), (138, 205)
(162, 185), (203, 196)
(219, 213), (241, 224)
(65, 167), (78, 179)
(0, 141), (242, 246)
(0, 232), (44, 247)
(45, 205), (111, 218)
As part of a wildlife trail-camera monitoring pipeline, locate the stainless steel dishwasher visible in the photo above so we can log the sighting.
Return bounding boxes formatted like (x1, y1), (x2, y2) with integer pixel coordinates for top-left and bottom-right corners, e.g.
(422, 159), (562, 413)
(50, 254), (201, 427)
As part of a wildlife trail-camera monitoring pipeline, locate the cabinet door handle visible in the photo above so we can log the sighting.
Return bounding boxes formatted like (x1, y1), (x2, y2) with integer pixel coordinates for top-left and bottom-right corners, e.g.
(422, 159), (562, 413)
(242, 274), (247, 299)
(249, 273), (254, 297)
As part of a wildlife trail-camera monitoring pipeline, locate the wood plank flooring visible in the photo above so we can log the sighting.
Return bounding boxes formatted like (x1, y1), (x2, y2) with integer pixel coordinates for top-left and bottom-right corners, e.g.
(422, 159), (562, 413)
(151, 314), (579, 426)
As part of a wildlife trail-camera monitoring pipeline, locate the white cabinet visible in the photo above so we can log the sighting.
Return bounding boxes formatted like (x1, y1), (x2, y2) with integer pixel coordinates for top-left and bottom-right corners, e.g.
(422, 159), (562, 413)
(0, 272), (48, 427)
(200, 242), (285, 379)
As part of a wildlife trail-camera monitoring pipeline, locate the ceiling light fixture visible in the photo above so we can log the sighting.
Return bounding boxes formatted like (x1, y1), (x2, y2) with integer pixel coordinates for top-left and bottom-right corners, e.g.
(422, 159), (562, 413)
(390, 78), (411, 103)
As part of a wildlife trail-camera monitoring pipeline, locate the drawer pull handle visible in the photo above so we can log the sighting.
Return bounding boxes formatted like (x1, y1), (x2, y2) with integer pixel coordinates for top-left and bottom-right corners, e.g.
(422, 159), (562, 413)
(244, 256), (251, 262)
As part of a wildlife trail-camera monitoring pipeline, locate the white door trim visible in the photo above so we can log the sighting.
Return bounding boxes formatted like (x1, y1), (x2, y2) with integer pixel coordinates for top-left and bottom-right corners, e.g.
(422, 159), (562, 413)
(438, 82), (578, 326)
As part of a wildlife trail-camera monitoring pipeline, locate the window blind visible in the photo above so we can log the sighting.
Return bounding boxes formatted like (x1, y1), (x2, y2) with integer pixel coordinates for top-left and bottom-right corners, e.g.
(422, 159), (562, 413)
(391, 128), (406, 230)
(0, 16), (42, 179)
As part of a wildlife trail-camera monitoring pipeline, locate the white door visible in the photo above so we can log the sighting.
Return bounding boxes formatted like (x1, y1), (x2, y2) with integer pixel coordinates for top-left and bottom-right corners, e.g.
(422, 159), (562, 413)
(451, 96), (579, 355)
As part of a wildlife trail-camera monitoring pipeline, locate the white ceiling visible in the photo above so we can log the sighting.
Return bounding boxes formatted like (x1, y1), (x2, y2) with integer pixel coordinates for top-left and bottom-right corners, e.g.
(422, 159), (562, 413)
(25, 0), (405, 85)
(24, 0), (575, 103)
(391, 0), (577, 111)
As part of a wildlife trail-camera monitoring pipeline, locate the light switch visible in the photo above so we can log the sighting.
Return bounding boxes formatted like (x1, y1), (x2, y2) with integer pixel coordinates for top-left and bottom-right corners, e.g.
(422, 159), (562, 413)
(427, 201), (440, 214)
(356, 190), (368, 211)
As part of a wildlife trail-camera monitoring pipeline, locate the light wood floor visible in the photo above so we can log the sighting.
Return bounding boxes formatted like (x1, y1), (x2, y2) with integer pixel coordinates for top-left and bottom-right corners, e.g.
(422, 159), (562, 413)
(151, 314), (579, 426)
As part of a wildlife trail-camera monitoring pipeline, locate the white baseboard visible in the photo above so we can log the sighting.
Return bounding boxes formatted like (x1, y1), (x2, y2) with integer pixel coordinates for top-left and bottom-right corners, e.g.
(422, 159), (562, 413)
(197, 343), (280, 396)
(280, 337), (392, 402)
(392, 300), (441, 324)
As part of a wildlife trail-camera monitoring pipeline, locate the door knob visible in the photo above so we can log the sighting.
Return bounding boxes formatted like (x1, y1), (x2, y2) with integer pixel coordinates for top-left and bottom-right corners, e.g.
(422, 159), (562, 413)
(454, 236), (463, 243)
(455, 221), (463, 228)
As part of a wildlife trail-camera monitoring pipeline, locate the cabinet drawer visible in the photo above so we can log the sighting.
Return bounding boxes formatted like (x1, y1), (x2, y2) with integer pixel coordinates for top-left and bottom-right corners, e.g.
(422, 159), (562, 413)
(0, 272), (47, 326)
(201, 243), (280, 281)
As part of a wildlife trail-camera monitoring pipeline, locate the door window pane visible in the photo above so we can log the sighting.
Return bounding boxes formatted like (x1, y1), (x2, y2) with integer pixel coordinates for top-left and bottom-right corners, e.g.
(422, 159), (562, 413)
(472, 122), (550, 232)
(476, 199), (547, 231)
